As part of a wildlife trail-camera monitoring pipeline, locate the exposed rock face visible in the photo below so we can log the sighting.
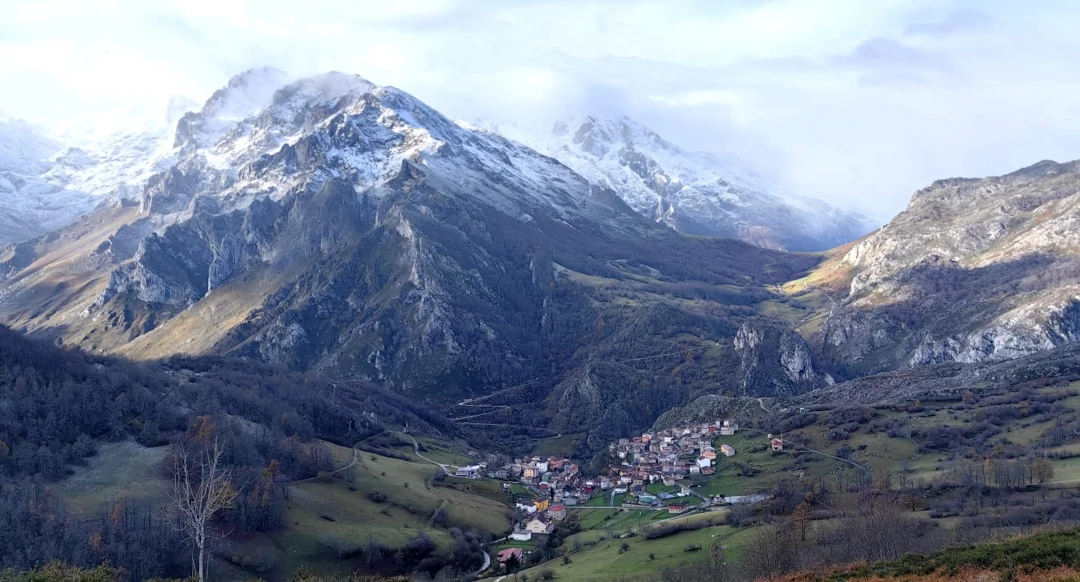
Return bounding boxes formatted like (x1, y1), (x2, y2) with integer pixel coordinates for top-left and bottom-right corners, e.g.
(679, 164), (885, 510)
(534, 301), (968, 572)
(816, 160), (1080, 375)
(734, 321), (832, 396)
(490, 115), (876, 251)
(0, 69), (814, 450)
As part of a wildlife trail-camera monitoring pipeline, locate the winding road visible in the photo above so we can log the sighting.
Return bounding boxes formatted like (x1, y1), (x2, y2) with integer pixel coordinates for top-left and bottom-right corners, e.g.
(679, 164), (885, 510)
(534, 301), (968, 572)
(397, 431), (453, 475)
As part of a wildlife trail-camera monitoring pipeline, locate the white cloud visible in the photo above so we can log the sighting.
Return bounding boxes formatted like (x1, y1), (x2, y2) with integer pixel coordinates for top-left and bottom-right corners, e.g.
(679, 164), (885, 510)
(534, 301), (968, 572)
(2, 0), (1080, 218)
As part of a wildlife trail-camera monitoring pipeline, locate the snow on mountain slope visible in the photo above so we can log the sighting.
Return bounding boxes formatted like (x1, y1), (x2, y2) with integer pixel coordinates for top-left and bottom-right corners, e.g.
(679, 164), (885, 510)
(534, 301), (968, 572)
(484, 115), (875, 251)
(0, 118), (98, 243)
(133, 70), (638, 232)
(0, 68), (294, 245)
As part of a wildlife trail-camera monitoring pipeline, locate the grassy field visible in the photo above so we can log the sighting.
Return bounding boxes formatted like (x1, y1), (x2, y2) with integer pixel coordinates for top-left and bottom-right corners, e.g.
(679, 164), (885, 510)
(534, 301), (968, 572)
(533, 433), (585, 457)
(576, 508), (621, 530)
(415, 436), (475, 466)
(513, 524), (752, 582)
(61, 437), (513, 580)
(56, 441), (169, 514)
(223, 441), (513, 577)
(693, 382), (1080, 499)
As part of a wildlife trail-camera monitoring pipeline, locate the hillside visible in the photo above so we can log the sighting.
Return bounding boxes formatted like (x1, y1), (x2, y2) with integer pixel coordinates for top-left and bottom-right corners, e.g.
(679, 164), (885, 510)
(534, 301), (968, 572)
(795, 527), (1080, 581)
(0, 324), (504, 580)
(793, 160), (1080, 377)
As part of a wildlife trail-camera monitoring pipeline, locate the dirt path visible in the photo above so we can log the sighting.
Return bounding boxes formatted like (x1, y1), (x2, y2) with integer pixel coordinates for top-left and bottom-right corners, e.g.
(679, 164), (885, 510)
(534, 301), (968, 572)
(804, 448), (872, 477)
(329, 445), (359, 475)
(398, 431), (452, 475)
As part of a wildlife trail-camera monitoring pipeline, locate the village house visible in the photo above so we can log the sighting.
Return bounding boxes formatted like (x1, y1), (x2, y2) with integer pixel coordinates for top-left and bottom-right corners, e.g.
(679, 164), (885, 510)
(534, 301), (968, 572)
(454, 465), (482, 479)
(668, 502), (689, 514)
(524, 517), (554, 535)
(720, 419), (739, 436)
(696, 456), (712, 469)
(721, 444), (736, 457)
(509, 530), (532, 542)
(533, 498), (550, 512)
(549, 504), (567, 521)
(771, 437), (784, 451)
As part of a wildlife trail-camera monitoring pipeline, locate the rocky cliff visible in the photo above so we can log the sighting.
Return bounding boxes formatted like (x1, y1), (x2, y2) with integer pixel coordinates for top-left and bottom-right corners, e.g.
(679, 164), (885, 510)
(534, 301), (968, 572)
(812, 160), (1080, 375)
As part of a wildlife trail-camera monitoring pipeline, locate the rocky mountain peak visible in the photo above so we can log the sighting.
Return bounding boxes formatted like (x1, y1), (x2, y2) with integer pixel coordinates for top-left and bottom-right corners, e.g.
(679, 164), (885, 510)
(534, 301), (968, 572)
(498, 113), (874, 251)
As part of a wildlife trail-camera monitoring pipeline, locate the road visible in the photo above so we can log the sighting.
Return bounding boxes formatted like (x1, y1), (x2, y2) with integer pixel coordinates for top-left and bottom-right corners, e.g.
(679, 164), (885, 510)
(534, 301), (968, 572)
(468, 549), (491, 579)
(282, 444), (359, 484)
(804, 448), (871, 477)
(398, 431), (453, 475)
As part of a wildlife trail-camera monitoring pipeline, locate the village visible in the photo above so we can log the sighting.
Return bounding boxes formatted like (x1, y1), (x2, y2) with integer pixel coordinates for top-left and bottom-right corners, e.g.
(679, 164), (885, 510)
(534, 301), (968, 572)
(477, 418), (782, 556)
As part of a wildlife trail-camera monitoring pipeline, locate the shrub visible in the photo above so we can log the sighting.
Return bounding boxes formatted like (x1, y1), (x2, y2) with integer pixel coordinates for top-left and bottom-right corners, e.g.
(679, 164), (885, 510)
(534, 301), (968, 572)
(366, 491), (388, 503)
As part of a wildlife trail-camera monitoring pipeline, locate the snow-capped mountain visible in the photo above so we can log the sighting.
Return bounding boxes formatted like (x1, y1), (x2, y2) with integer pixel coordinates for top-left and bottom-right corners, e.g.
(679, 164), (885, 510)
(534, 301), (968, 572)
(0, 118), (104, 243)
(0, 69), (813, 449)
(487, 115), (876, 251)
(0, 114), (179, 244)
(0, 68), (296, 245)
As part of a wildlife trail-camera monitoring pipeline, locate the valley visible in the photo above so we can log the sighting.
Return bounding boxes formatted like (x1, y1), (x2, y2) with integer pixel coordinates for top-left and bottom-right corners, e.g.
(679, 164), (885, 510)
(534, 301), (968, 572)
(3, 65), (1080, 582)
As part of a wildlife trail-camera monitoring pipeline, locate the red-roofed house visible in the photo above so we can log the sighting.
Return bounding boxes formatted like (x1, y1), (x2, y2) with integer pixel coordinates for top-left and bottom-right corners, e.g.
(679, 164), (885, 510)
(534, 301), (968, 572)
(549, 504), (567, 521)
(668, 502), (689, 514)
(498, 548), (523, 563)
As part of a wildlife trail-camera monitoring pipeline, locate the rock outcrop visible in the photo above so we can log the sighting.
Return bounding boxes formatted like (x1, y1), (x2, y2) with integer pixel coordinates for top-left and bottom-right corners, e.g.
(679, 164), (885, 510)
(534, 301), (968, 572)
(815, 160), (1080, 375)
(734, 321), (832, 396)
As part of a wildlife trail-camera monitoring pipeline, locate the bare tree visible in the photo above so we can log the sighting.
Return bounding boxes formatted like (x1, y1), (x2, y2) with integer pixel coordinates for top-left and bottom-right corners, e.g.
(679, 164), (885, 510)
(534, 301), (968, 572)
(793, 501), (810, 541)
(1031, 457), (1054, 485)
(738, 524), (800, 580)
(169, 438), (238, 582)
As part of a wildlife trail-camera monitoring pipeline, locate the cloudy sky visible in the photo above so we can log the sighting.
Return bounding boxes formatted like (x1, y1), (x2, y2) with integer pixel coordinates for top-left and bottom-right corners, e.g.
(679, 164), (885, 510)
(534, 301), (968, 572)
(2, 0), (1078, 218)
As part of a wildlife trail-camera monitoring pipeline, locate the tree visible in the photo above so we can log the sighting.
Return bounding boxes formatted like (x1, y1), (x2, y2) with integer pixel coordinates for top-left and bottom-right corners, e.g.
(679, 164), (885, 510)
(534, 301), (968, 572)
(504, 553), (521, 582)
(793, 501), (810, 541)
(169, 437), (239, 582)
(1031, 457), (1055, 485)
(738, 525), (800, 580)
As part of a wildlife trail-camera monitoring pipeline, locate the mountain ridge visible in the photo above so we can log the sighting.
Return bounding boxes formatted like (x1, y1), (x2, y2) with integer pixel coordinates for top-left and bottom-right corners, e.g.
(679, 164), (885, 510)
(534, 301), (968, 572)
(484, 114), (876, 251)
